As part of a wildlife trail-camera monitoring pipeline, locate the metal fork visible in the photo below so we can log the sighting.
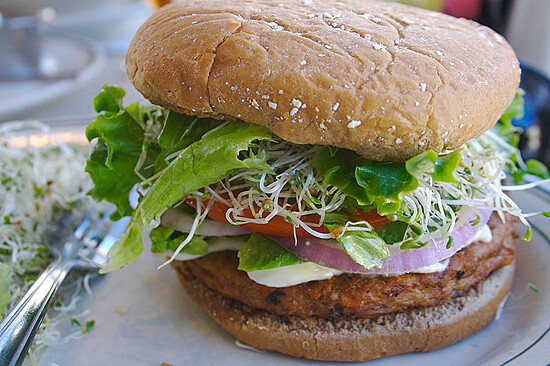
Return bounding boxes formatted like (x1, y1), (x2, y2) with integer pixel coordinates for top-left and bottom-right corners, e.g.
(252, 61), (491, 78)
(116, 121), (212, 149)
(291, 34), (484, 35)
(0, 209), (128, 366)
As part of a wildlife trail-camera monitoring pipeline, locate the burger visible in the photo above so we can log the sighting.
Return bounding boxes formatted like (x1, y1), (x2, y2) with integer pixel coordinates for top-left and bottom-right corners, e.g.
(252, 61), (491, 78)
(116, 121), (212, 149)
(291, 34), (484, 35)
(84, 0), (547, 361)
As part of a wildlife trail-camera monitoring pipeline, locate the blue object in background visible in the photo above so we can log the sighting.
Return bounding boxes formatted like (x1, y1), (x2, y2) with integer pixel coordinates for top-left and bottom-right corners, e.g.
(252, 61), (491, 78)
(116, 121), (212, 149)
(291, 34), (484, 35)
(514, 62), (550, 167)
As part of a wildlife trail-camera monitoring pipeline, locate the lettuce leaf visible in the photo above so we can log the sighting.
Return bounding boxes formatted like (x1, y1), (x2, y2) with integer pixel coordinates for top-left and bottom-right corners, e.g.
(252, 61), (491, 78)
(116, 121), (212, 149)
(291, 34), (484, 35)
(324, 222), (389, 270)
(238, 232), (304, 271)
(155, 112), (221, 171)
(85, 86), (161, 220)
(376, 221), (408, 244)
(355, 162), (415, 200)
(312, 147), (372, 205)
(313, 147), (461, 217)
(100, 122), (273, 272)
(149, 225), (208, 255)
(338, 230), (389, 270)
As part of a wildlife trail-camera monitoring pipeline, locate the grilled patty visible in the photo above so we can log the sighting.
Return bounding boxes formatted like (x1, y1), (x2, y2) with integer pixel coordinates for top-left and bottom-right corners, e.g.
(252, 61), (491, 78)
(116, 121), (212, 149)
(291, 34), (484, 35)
(174, 213), (518, 319)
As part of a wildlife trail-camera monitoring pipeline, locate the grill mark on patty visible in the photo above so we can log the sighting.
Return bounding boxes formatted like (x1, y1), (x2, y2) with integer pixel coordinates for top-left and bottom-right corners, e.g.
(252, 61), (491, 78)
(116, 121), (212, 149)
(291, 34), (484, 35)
(266, 290), (286, 305)
(177, 213), (518, 319)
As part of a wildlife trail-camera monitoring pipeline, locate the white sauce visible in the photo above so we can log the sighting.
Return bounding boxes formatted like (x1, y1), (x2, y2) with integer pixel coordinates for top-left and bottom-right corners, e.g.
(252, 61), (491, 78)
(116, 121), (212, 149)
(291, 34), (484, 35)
(468, 224), (492, 244)
(169, 224), (493, 288)
(405, 258), (450, 274)
(248, 262), (343, 287)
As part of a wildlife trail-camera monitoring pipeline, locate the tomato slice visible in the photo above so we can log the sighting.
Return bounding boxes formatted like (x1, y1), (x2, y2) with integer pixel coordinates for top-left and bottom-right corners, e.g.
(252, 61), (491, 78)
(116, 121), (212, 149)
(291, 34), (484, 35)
(186, 195), (389, 238)
(186, 197), (327, 237)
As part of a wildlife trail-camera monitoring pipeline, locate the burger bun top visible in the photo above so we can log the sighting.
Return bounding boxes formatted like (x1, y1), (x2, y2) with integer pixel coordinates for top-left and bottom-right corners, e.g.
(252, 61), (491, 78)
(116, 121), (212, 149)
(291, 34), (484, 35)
(126, 0), (520, 161)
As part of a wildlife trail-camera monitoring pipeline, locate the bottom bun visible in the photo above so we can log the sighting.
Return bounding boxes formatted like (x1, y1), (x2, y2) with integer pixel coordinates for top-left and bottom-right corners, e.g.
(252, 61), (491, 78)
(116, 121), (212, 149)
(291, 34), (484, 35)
(173, 258), (514, 362)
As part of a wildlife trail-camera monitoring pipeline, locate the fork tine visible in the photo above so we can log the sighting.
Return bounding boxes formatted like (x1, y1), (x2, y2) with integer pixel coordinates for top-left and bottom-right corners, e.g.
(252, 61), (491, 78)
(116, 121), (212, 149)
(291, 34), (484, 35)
(73, 216), (93, 240)
(51, 206), (111, 261)
(88, 216), (129, 265)
(70, 208), (128, 268)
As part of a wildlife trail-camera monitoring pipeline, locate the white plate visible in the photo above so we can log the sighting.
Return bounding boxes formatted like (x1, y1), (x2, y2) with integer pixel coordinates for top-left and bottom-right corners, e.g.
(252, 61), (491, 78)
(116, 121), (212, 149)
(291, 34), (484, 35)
(0, 31), (105, 120)
(14, 123), (550, 366)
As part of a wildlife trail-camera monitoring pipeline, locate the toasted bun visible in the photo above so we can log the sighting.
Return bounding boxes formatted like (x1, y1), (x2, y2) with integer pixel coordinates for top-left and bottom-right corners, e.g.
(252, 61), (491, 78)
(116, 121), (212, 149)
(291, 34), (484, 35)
(127, 0), (520, 161)
(174, 259), (514, 361)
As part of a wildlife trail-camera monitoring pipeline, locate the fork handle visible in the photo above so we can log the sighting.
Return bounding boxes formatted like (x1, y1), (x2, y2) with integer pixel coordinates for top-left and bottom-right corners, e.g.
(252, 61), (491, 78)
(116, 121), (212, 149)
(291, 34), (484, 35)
(0, 260), (71, 366)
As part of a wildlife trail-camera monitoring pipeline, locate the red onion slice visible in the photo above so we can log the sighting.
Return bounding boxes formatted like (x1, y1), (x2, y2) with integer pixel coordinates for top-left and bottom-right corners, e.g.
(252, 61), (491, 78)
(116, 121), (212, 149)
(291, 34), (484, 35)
(269, 208), (492, 274)
(161, 208), (252, 236)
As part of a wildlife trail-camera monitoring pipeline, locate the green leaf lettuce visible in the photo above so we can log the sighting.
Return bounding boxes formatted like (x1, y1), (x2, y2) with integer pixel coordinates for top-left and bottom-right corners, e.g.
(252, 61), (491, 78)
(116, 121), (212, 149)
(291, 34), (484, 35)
(99, 121), (273, 273)
(238, 232), (304, 271)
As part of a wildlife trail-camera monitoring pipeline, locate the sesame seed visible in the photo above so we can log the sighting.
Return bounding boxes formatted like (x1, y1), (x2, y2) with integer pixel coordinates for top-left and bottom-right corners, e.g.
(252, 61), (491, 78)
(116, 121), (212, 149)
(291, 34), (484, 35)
(420, 83), (427, 92)
(442, 131), (449, 137)
(325, 44), (332, 49)
(291, 98), (303, 108)
(290, 107), (299, 116)
(364, 34), (373, 41)
(230, 86), (238, 91)
(435, 50), (443, 56)
(423, 26), (432, 31)
(320, 122), (327, 130)
(332, 102), (340, 111)
(279, 90), (284, 94)
(266, 21), (283, 31)
(395, 138), (403, 144)
(419, 141), (425, 146)
(347, 120), (361, 128)
(459, 123), (465, 128)
(415, 101), (420, 106)
(251, 99), (260, 109)
(388, 125), (396, 132)
(262, 95), (270, 99)
(300, 60), (307, 66)
(268, 101), (278, 109)
(401, 17), (414, 25)
(373, 43), (386, 51)
(361, 13), (381, 23)
(314, 107), (320, 112)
